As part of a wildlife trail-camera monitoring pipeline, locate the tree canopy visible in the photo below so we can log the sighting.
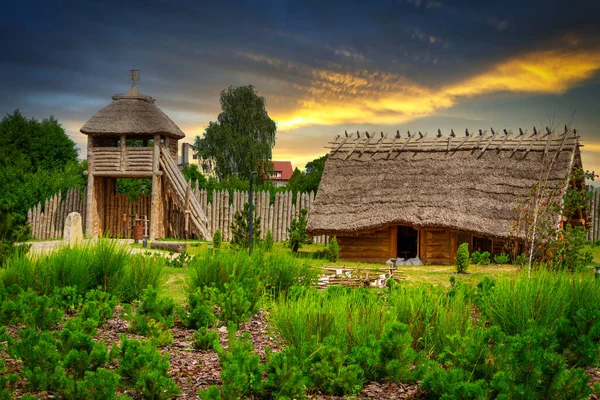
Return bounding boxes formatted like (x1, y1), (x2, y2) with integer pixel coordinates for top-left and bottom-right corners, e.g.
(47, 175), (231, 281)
(195, 85), (276, 182)
(285, 154), (328, 194)
(0, 110), (85, 217)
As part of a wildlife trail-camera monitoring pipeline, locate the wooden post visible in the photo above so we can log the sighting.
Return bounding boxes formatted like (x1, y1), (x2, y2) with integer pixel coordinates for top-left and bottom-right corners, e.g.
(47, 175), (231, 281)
(149, 173), (162, 240)
(224, 191), (230, 241)
(120, 134), (126, 171)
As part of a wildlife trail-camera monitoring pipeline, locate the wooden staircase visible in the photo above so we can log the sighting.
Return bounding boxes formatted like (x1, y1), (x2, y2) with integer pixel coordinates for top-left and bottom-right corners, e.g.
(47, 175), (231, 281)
(159, 146), (211, 240)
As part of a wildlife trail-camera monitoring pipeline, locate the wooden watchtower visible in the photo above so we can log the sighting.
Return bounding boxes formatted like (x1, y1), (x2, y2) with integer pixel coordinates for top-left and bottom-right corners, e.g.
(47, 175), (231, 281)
(80, 70), (210, 240)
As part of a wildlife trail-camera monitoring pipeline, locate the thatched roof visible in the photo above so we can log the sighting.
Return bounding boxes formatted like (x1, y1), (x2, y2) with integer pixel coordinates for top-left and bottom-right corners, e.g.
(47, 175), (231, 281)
(307, 128), (582, 239)
(80, 85), (185, 139)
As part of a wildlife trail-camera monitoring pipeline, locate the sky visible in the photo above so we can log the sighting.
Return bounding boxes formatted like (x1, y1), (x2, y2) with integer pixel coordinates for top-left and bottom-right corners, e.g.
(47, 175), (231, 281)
(2, 0), (600, 181)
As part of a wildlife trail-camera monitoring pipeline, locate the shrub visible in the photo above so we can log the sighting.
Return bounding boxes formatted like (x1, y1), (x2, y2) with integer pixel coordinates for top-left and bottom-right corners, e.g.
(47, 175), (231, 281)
(455, 242), (469, 274)
(184, 290), (216, 329)
(471, 251), (491, 265)
(12, 328), (62, 391)
(117, 254), (165, 303)
(89, 239), (130, 293)
(263, 230), (273, 252)
(125, 287), (177, 346)
(287, 209), (309, 252)
(118, 336), (179, 399)
(213, 229), (222, 249)
(192, 327), (219, 351)
(59, 328), (109, 378)
(328, 237), (339, 262)
(493, 253), (510, 264)
(263, 346), (308, 399)
(164, 251), (192, 268)
(230, 203), (261, 249)
(199, 327), (263, 399)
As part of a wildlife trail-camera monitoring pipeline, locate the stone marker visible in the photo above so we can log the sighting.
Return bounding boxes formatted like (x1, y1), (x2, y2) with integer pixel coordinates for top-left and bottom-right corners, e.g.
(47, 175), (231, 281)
(63, 212), (83, 246)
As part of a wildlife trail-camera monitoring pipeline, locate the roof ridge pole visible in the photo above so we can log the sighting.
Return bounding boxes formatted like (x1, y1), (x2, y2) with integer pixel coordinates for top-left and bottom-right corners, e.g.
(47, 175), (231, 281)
(360, 131), (376, 154)
(433, 129), (443, 150)
(512, 128), (527, 155)
(452, 128), (471, 152)
(447, 129), (456, 151)
(555, 126), (570, 154)
(497, 129), (512, 150)
(370, 132), (388, 159)
(543, 127), (554, 157)
(397, 130), (414, 154)
(387, 130), (401, 158)
(344, 131), (363, 160)
(525, 126), (540, 153)
(417, 131), (428, 150)
(478, 127), (497, 157)
(331, 130), (351, 154)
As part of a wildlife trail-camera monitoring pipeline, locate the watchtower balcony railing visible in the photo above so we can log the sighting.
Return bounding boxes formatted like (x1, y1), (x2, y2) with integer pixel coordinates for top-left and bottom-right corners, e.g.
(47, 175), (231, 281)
(89, 147), (154, 175)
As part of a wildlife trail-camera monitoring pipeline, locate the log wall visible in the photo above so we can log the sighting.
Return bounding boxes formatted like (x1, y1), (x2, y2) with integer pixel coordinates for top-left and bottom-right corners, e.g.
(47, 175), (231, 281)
(419, 229), (457, 265)
(337, 227), (395, 263)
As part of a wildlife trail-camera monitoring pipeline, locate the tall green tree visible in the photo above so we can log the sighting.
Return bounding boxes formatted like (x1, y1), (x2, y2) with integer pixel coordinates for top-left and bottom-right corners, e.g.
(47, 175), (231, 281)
(0, 110), (84, 217)
(195, 85), (276, 182)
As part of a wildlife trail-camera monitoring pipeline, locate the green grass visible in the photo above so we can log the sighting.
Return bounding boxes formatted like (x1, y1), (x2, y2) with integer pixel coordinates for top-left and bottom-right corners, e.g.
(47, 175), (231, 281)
(585, 244), (600, 264)
(163, 267), (188, 304)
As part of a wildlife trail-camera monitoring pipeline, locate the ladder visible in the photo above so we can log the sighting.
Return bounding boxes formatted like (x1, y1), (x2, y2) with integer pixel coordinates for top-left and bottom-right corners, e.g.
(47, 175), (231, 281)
(159, 146), (211, 240)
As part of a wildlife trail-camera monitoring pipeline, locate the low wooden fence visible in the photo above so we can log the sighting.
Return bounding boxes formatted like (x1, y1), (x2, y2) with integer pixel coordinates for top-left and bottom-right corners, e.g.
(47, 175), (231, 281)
(588, 186), (600, 242)
(26, 186), (327, 244)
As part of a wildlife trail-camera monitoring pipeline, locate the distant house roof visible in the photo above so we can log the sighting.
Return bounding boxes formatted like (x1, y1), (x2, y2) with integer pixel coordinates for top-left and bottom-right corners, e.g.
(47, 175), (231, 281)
(307, 128), (583, 239)
(270, 161), (293, 181)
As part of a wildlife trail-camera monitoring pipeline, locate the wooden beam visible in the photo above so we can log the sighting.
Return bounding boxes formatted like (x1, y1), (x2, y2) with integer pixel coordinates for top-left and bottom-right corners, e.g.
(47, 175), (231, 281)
(360, 132), (376, 154)
(120, 134), (126, 172)
(478, 129), (498, 156)
(92, 171), (159, 178)
(387, 131), (401, 157)
(511, 128), (527, 155)
(417, 132), (428, 150)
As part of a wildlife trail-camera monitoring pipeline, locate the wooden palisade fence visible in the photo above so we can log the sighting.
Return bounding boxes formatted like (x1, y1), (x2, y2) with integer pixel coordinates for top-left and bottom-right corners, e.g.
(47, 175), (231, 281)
(588, 186), (600, 242)
(27, 186), (327, 243)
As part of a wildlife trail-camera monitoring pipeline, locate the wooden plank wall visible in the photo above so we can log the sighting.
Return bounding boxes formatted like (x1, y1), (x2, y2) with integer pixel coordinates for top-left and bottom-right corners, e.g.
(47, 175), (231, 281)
(337, 227), (394, 263)
(26, 186), (326, 243)
(419, 229), (457, 265)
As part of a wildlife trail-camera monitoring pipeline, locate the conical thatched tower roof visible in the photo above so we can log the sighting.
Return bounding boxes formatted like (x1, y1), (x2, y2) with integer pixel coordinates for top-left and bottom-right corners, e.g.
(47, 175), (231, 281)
(307, 128), (583, 239)
(80, 82), (185, 139)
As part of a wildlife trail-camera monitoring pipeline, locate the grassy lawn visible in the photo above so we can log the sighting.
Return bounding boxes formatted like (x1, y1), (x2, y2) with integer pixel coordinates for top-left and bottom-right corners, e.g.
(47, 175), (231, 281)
(163, 267), (188, 304)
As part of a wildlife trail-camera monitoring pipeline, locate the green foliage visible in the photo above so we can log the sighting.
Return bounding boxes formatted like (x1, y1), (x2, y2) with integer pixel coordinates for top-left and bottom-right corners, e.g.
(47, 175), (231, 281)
(118, 336), (180, 399)
(547, 225), (593, 272)
(263, 229), (274, 252)
(59, 328), (109, 378)
(287, 209), (309, 252)
(182, 164), (207, 188)
(195, 85), (276, 182)
(493, 252), (510, 264)
(0, 205), (30, 266)
(213, 229), (222, 248)
(125, 286), (177, 346)
(1, 242), (164, 302)
(164, 251), (192, 268)
(263, 346), (308, 399)
(12, 328), (62, 391)
(455, 242), (470, 273)
(192, 327), (219, 351)
(230, 202), (261, 249)
(285, 154), (328, 195)
(0, 359), (18, 400)
(116, 178), (152, 200)
(184, 290), (216, 329)
(309, 336), (364, 396)
(471, 250), (491, 265)
(199, 327), (264, 400)
(328, 236), (339, 262)
(71, 368), (121, 400)
(0, 111), (84, 219)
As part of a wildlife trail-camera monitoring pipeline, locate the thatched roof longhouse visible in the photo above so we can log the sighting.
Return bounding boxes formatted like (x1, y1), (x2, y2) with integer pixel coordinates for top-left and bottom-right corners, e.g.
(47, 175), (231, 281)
(80, 84), (185, 139)
(307, 128), (581, 239)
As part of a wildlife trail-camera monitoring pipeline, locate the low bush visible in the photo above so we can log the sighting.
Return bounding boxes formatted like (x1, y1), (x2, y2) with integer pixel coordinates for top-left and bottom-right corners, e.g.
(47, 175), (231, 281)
(328, 237), (339, 262)
(124, 287), (177, 346)
(493, 253), (510, 264)
(455, 242), (470, 273)
(184, 290), (216, 329)
(471, 250), (491, 265)
(118, 336), (179, 399)
(213, 229), (222, 249)
(164, 251), (192, 269)
(192, 327), (219, 351)
(199, 327), (263, 399)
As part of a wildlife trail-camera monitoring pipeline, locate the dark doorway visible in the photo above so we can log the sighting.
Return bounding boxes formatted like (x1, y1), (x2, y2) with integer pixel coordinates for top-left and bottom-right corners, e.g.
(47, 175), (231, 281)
(472, 236), (492, 253)
(397, 226), (418, 260)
